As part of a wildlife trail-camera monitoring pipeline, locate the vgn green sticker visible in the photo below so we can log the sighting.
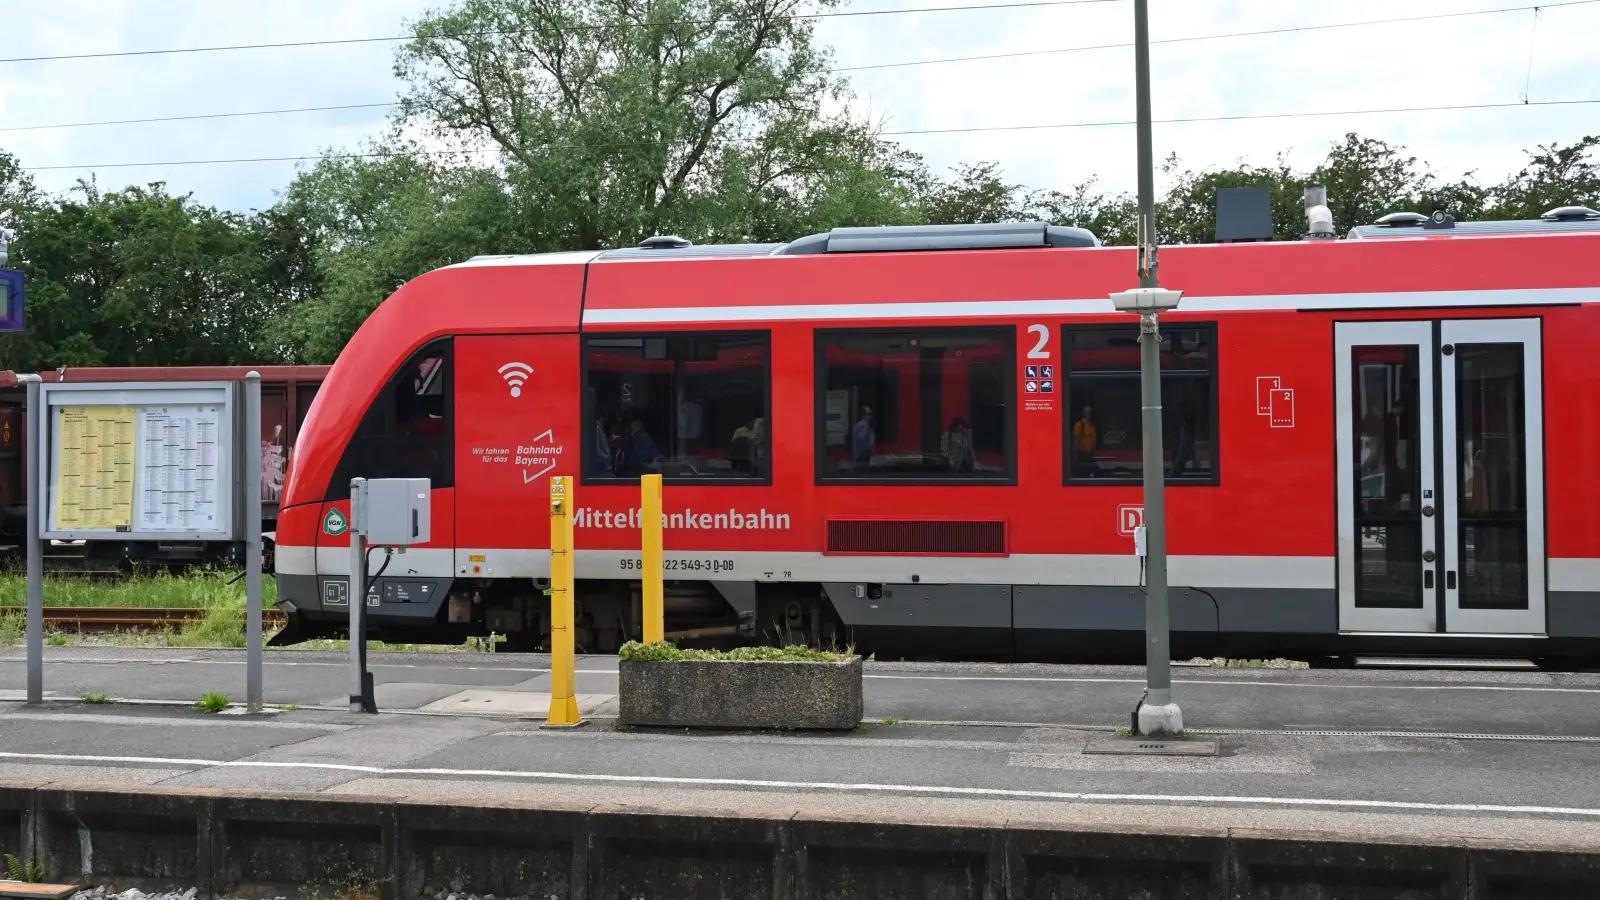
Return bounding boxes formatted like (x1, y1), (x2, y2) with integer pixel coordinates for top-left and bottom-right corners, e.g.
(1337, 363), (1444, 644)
(323, 508), (348, 536)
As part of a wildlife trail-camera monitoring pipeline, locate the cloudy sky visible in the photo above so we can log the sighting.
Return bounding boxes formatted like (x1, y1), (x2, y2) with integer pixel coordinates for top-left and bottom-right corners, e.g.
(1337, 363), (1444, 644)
(2, 0), (1596, 216)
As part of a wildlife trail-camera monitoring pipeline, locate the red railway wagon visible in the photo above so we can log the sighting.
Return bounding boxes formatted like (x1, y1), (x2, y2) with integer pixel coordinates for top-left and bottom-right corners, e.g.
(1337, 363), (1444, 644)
(0, 365), (329, 570)
(274, 212), (1600, 661)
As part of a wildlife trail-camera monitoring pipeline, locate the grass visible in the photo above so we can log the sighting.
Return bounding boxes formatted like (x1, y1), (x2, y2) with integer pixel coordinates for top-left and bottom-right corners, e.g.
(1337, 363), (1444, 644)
(618, 640), (854, 662)
(76, 688), (110, 704)
(0, 569), (279, 650)
(194, 691), (230, 713)
(881, 717), (901, 726)
(1114, 725), (1134, 737)
(0, 568), (278, 610)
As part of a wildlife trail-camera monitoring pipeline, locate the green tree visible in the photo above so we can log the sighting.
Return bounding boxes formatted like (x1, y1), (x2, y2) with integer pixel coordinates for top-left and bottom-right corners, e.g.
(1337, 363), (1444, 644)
(1490, 135), (1600, 220)
(270, 148), (530, 363)
(919, 162), (1027, 225)
(0, 181), (284, 371)
(395, 0), (911, 250)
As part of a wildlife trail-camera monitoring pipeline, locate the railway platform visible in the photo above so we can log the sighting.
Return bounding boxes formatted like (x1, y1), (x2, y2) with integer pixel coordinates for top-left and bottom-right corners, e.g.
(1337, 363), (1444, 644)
(3, 648), (1600, 897)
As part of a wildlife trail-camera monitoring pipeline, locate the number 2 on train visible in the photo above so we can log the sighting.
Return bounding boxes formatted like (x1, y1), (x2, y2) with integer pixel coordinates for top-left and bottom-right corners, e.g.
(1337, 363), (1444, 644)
(1027, 324), (1050, 359)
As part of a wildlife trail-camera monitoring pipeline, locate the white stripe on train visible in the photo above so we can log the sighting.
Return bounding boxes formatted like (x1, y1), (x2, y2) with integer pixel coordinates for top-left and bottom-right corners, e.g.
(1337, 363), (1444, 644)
(579, 287), (1600, 325)
(270, 546), (1600, 594)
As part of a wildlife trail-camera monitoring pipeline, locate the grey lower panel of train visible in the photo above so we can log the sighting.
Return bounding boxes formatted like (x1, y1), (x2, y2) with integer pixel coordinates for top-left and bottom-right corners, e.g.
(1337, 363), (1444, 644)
(820, 583), (1335, 634)
(276, 573), (1600, 641)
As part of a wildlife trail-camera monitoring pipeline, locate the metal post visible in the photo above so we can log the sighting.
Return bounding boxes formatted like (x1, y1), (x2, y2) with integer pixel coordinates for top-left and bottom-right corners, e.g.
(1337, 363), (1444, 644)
(544, 475), (583, 728)
(641, 473), (664, 644)
(1134, 0), (1158, 291)
(244, 372), (264, 712)
(348, 478), (375, 713)
(23, 375), (42, 705)
(1137, 313), (1181, 735)
(1128, 0), (1182, 736)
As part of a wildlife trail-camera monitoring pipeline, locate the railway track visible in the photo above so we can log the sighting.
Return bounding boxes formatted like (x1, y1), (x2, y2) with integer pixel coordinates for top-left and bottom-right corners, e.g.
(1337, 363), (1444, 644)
(0, 606), (285, 633)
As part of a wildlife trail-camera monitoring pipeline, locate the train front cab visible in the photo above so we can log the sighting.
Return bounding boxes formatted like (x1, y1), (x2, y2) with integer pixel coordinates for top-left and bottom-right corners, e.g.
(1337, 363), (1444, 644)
(273, 253), (592, 646)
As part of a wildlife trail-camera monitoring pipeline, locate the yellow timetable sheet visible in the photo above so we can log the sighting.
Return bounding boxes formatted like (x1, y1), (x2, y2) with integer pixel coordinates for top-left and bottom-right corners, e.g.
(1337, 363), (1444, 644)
(55, 406), (136, 530)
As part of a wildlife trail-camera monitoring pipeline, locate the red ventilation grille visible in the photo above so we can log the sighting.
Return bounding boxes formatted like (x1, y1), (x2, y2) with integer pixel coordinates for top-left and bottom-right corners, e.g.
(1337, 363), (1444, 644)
(826, 520), (1007, 556)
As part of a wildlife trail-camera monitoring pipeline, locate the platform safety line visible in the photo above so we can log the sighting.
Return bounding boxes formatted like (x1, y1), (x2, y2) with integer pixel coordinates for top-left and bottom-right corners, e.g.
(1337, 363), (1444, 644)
(1, 750), (1598, 818)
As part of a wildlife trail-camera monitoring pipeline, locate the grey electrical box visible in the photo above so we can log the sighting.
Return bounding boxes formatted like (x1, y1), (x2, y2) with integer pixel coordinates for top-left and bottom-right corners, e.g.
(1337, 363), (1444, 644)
(360, 478), (431, 546)
(1216, 186), (1274, 243)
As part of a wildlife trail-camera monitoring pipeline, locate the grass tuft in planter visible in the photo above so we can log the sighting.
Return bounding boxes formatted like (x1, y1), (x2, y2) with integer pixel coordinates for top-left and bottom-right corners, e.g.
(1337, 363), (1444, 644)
(617, 640), (863, 730)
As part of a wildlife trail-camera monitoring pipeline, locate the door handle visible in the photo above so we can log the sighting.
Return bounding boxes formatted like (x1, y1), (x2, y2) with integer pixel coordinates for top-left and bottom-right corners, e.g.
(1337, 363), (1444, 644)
(1447, 571), (1457, 590)
(1425, 570), (1434, 589)
(412, 509), (419, 538)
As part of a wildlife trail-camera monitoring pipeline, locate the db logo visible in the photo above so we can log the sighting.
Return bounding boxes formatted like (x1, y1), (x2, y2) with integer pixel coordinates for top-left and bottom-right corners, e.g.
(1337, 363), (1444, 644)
(1118, 505), (1144, 536)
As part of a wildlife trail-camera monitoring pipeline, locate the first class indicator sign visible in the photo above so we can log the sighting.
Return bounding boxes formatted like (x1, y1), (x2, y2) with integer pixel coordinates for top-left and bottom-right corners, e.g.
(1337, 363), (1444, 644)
(39, 382), (238, 541)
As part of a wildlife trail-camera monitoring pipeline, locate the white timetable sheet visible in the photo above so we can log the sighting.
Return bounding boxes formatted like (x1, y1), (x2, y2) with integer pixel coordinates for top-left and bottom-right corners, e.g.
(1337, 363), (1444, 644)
(135, 404), (223, 531)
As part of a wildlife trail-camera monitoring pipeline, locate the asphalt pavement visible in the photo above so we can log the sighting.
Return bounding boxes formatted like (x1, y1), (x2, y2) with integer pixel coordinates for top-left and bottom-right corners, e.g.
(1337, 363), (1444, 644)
(4, 647), (1600, 845)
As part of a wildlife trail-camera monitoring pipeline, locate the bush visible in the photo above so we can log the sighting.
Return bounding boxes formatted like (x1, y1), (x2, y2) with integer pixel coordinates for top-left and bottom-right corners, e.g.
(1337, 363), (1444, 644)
(618, 640), (852, 663)
(4, 854), (44, 883)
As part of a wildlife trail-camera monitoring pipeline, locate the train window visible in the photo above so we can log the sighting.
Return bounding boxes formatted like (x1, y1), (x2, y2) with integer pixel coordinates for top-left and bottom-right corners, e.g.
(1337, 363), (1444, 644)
(815, 327), (1016, 484)
(1063, 323), (1218, 485)
(327, 338), (455, 500)
(582, 331), (771, 483)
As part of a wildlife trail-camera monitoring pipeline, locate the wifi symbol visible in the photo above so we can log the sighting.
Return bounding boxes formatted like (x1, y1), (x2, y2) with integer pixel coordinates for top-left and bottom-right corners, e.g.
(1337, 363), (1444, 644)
(498, 361), (533, 397)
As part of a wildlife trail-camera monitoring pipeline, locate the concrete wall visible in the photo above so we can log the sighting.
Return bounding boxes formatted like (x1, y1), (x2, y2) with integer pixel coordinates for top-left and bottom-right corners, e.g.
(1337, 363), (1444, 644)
(2, 783), (1597, 899)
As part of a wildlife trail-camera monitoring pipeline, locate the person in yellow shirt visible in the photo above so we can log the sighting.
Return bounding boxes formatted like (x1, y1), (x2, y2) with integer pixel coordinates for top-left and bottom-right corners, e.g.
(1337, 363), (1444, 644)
(1073, 405), (1097, 476)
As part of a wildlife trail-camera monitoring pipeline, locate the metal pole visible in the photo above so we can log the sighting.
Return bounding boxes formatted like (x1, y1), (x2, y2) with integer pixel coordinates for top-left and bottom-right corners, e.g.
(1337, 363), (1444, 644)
(641, 473), (664, 644)
(348, 477), (373, 713)
(1131, 0), (1181, 737)
(1139, 314), (1174, 713)
(23, 375), (42, 705)
(244, 373), (263, 712)
(544, 475), (583, 727)
(1134, 0), (1158, 290)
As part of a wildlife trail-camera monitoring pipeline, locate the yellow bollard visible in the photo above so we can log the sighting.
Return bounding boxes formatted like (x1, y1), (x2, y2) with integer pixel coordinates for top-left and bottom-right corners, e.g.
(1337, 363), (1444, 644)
(544, 475), (583, 728)
(641, 473), (664, 645)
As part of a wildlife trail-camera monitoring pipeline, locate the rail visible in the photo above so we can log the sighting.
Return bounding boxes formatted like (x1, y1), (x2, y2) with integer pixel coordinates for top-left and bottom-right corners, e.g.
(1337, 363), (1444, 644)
(0, 606), (285, 632)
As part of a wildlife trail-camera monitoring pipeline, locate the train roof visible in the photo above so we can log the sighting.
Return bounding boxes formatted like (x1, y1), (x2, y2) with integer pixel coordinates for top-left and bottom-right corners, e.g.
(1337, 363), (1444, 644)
(1347, 206), (1600, 240)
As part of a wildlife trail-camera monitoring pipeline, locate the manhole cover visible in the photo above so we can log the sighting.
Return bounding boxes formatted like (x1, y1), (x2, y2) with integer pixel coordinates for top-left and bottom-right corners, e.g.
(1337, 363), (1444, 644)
(1082, 738), (1219, 757)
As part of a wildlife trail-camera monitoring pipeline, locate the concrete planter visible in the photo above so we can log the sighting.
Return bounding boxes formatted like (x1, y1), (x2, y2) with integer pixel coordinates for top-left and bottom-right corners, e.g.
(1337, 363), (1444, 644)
(618, 656), (864, 730)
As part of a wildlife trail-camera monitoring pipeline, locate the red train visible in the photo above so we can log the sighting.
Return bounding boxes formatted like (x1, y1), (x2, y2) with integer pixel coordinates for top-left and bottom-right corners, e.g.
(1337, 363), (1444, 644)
(0, 366), (327, 571)
(274, 209), (1600, 661)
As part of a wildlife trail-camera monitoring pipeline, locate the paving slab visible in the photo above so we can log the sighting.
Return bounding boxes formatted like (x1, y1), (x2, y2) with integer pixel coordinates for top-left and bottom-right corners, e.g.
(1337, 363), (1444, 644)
(418, 689), (616, 716)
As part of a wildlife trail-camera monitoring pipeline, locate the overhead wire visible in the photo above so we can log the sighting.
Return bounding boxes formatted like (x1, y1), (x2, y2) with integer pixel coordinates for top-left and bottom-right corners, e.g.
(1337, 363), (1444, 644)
(24, 97), (1600, 171)
(8, 0), (1600, 133)
(0, 0), (1121, 64)
(837, 0), (1600, 71)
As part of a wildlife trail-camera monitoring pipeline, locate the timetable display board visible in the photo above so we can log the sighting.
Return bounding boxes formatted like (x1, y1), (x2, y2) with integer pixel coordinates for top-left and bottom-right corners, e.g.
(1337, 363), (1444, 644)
(40, 382), (238, 541)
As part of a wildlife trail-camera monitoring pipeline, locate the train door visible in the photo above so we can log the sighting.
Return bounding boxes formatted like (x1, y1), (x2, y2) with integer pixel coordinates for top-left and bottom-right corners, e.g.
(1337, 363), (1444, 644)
(1335, 319), (1545, 635)
(452, 333), (581, 566)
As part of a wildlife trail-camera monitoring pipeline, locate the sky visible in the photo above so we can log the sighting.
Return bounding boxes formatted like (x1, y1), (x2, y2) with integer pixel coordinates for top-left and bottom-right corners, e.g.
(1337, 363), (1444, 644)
(1, 0), (1597, 217)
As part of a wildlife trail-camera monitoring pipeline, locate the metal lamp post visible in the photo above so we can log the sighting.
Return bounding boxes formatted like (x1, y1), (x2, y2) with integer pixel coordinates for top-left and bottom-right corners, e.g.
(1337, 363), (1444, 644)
(1112, 0), (1184, 737)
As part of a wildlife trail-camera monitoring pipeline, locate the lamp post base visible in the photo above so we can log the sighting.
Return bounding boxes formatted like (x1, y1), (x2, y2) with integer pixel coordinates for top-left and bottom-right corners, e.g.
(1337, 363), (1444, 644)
(1137, 701), (1185, 737)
